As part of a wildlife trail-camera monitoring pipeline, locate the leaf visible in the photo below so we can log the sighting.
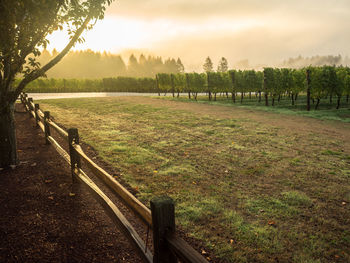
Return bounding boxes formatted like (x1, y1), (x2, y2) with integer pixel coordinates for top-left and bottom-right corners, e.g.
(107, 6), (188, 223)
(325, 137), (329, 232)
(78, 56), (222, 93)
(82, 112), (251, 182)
(268, 220), (276, 226)
(69, 192), (76, 197)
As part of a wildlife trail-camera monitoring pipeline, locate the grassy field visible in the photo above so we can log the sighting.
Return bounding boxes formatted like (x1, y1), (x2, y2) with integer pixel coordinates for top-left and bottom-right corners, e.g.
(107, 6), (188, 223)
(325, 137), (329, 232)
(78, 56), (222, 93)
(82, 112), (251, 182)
(155, 94), (350, 123)
(39, 96), (350, 263)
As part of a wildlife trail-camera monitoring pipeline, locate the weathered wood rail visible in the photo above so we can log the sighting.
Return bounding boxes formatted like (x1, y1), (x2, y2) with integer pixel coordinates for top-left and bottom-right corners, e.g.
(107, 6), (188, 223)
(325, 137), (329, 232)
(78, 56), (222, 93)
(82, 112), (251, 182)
(20, 93), (209, 263)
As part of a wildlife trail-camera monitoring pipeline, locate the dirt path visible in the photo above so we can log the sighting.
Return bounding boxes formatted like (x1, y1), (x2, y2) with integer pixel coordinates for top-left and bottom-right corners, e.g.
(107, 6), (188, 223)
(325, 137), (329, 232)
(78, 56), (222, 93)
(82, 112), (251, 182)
(119, 96), (350, 152)
(0, 104), (143, 263)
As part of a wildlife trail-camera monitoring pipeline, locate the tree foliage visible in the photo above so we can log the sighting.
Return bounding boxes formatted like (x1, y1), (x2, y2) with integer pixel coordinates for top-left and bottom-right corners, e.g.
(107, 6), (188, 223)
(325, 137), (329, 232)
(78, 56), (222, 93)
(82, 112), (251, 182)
(203, 56), (213, 73)
(0, 0), (113, 168)
(0, 0), (114, 104)
(217, 57), (228, 73)
(155, 65), (350, 109)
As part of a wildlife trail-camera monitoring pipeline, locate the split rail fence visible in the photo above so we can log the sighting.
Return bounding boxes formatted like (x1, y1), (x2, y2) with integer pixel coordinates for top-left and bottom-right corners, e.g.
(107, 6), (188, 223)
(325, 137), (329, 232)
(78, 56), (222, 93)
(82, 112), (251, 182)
(20, 93), (209, 263)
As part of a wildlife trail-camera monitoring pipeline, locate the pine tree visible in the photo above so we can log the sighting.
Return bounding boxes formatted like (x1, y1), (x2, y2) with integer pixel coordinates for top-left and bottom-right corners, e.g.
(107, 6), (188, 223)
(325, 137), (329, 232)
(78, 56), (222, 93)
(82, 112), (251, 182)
(217, 57), (228, 72)
(203, 56), (214, 73)
(176, 58), (185, 73)
(128, 54), (139, 76)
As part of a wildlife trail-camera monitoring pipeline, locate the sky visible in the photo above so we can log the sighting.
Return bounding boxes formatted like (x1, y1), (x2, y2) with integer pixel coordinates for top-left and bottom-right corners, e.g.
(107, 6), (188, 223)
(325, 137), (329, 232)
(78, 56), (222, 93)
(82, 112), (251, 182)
(47, 0), (350, 71)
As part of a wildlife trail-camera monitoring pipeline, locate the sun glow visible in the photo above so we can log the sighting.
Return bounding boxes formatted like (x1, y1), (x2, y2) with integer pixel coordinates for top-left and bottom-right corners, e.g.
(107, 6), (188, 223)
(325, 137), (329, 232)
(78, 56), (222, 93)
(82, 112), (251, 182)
(46, 17), (151, 53)
(46, 15), (261, 53)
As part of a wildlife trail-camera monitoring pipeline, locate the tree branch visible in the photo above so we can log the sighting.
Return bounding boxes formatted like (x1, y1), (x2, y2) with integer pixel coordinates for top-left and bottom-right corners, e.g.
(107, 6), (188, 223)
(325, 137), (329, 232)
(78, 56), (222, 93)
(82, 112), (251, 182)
(5, 4), (64, 95)
(12, 14), (92, 102)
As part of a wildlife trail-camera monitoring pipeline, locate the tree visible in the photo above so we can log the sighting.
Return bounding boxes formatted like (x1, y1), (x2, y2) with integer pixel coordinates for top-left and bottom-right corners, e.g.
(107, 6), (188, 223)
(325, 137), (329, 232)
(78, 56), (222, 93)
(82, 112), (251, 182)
(164, 58), (178, 74)
(0, 0), (114, 168)
(127, 54), (139, 77)
(203, 56), (213, 73)
(217, 57), (228, 73)
(176, 58), (185, 73)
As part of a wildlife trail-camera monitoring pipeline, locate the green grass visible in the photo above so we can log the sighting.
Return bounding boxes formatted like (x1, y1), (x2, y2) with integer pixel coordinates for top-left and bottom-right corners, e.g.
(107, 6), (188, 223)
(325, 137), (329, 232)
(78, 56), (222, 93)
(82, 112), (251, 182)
(39, 97), (350, 263)
(155, 95), (350, 123)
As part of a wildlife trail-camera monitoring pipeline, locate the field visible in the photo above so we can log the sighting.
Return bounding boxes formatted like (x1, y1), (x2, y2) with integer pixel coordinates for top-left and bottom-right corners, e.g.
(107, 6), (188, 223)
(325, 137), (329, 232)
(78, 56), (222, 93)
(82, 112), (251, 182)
(38, 96), (350, 262)
(159, 94), (350, 123)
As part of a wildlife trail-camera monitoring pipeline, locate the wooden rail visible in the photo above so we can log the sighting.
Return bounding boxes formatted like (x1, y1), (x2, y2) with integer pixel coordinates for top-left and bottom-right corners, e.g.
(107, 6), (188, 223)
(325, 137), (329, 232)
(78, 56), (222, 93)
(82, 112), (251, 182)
(73, 144), (152, 226)
(74, 167), (153, 263)
(20, 93), (209, 263)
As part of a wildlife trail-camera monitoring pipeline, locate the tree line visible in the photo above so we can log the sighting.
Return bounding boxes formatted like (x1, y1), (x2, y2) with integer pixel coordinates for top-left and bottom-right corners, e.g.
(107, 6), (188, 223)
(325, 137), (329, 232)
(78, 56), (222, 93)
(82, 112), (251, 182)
(38, 49), (184, 78)
(24, 65), (350, 110)
(156, 66), (350, 110)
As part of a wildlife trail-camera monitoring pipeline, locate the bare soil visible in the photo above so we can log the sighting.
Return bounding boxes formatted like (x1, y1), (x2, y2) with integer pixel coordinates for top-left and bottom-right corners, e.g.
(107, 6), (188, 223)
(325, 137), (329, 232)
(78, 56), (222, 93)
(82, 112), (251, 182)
(0, 104), (144, 263)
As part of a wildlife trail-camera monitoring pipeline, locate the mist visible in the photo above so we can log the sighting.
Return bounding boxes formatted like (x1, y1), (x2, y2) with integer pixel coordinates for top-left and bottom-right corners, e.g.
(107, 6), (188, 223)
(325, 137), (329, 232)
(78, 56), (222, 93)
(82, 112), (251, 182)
(45, 0), (350, 72)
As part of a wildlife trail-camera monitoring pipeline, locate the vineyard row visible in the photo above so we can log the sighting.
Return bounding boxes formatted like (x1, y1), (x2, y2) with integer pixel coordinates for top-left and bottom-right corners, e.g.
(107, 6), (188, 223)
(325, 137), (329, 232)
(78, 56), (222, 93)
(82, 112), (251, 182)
(23, 66), (350, 110)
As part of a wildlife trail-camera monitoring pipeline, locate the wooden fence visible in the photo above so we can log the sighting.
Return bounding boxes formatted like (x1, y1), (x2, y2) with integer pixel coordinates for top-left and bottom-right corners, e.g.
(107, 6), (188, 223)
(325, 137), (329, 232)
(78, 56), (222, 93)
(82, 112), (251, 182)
(20, 93), (209, 263)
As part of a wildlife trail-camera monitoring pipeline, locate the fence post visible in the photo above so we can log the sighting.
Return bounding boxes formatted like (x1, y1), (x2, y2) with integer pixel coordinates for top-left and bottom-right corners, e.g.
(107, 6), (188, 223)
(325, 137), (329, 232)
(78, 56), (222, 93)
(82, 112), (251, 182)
(151, 196), (177, 263)
(68, 128), (81, 183)
(28, 98), (33, 116)
(44, 111), (51, 145)
(34, 104), (40, 126)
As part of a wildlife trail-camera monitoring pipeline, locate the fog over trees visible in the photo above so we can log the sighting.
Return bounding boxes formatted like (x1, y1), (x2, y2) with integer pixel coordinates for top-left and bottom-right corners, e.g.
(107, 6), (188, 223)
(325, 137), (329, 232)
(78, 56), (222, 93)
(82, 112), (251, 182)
(38, 49), (184, 78)
(281, 55), (350, 68)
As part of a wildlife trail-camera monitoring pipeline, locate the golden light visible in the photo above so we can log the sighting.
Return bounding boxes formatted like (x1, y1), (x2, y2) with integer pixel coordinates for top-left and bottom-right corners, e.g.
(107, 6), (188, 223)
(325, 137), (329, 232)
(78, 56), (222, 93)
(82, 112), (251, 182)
(46, 15), (262, 54)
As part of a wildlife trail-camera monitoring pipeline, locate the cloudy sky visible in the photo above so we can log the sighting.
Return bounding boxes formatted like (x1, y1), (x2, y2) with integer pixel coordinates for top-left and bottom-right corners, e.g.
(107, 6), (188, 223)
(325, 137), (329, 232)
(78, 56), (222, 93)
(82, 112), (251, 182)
(48, 0), (350, 71)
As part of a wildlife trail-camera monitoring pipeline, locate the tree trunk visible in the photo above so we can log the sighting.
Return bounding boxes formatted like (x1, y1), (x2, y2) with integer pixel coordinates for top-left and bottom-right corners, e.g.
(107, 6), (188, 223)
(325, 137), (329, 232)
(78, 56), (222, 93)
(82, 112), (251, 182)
(306, 69), (311, 111)
(188, 92), (191, 99)
(315, 98), (320, 110)
(272, 97), (275, 106)
(258, 91), (261, 103)
(291, 94), (295, 105)
(214, 93), (217, 101)
(231, 92), (235, 103)
(336, 96), (341, 109)
(0, 103), (18, 168)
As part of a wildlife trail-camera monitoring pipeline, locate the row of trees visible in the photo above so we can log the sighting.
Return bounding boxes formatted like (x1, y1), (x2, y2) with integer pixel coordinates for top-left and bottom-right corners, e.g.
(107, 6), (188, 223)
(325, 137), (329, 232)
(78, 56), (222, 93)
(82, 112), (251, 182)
(38, 49), (184, 78)
(23, 77), (157, 93)
(24, 66), (350, 110)
(156, 66), (350, 110)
